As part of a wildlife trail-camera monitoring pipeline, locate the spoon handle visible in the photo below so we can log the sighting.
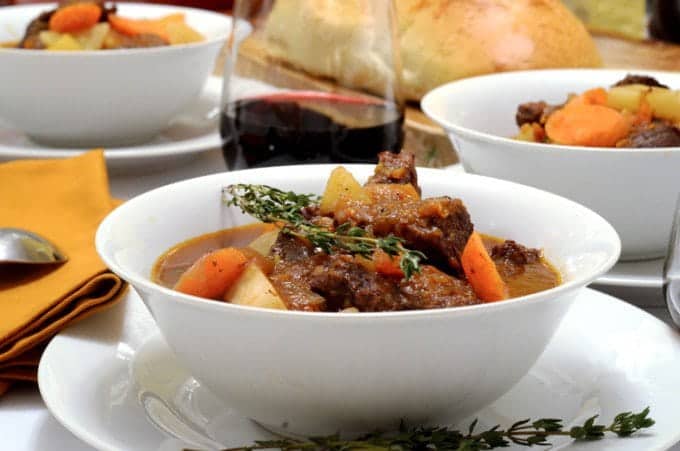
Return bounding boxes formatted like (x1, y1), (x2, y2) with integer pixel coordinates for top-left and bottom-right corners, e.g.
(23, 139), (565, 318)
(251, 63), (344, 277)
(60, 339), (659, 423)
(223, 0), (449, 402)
(664, 194), (680, 329)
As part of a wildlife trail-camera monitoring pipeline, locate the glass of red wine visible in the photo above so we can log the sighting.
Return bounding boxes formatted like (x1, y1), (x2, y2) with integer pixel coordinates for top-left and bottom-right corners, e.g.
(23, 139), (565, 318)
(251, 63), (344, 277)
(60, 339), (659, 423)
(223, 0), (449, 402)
(220, 0), (405, 169)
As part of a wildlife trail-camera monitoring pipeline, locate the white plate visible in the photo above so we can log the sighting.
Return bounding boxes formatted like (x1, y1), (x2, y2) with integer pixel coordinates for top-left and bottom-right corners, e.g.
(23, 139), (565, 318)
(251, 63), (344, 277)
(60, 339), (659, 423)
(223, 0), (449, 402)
(446, 163), (665, 302)
(0, 77), (222, 174)
(38, 287), (680, 451)
(597, 258), (664, 289)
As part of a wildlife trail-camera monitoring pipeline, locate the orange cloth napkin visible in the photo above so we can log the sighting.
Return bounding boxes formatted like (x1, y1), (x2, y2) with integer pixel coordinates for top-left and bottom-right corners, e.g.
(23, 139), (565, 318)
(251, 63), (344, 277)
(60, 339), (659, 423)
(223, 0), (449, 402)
(0, 150), (127, 395)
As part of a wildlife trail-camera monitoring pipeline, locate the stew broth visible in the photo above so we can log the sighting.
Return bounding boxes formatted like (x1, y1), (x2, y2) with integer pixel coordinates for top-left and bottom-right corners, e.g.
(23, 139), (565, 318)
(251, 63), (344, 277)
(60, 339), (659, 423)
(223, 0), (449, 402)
(153, 223), (561, 306)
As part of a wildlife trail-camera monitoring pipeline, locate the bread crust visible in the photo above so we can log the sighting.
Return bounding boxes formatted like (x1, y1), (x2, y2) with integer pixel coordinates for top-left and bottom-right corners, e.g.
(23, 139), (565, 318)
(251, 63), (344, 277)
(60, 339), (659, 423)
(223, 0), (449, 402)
(263, 0), (602, 100)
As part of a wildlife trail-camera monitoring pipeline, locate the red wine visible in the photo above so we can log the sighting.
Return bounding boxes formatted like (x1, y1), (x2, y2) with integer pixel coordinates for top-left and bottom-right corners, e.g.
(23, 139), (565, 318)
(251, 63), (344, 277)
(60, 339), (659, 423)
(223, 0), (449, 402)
(220, 91), (404, 169)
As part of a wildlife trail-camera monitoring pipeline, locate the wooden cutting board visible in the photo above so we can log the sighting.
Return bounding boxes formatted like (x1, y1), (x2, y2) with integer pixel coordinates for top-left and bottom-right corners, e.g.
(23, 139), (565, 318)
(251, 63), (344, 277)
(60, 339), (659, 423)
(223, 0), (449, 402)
(215, 34), (680, 168)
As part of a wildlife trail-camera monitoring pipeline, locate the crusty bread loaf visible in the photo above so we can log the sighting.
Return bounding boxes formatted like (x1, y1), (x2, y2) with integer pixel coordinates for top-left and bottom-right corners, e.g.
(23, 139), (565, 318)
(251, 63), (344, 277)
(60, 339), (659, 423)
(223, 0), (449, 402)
(263, 0), (400, 99)
(263, 0), (602, 101)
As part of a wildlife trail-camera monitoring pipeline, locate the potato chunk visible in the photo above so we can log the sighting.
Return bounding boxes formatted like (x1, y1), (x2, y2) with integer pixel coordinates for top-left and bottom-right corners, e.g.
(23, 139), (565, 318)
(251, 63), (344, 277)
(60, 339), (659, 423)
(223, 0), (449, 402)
(607, 85), (647, 112)
(248, 229), (280, 256)
(646, 87), (680, 122)
(224, 263), (287, 310)
(319, 166), (369, 215)
(74, 23), (110, 50)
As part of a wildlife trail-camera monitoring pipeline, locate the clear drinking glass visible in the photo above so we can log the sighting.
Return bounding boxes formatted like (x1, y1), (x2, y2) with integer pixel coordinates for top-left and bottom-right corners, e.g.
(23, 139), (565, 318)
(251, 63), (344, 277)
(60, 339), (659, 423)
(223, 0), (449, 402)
(220, 0), (404, 169)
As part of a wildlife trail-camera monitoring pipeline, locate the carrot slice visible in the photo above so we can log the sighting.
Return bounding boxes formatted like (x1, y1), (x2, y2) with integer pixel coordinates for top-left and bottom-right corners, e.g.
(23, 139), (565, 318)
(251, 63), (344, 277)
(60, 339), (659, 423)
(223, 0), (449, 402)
(108, 13), (186, 43)
(373, 249), (404, 278)
(173, 248), (248, 299)
(545, 103), (631, 147)
(461, 232), (508, 302)
(49, 3), (102, 33)
(580, 87), (608, 106)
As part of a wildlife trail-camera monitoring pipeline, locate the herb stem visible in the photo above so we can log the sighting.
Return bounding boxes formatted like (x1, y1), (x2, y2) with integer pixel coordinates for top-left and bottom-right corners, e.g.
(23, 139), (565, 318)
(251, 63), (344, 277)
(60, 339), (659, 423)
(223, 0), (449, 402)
(223, 184), (425, 279)
(198, 407), (654, 451)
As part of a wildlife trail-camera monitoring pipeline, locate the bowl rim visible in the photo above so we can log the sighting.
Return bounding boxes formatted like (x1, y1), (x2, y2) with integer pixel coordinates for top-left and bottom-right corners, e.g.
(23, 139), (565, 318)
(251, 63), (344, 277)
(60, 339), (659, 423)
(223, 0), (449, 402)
(96, 164), (622, 320)
(421, 68), (680, 154)
(0, 2), (231, 56)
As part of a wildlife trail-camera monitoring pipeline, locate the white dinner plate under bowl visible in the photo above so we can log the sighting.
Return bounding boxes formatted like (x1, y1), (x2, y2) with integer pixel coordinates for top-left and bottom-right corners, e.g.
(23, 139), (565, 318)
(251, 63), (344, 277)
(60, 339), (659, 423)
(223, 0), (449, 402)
(0, 77), (222, 174)
(38, 287), (680, 451)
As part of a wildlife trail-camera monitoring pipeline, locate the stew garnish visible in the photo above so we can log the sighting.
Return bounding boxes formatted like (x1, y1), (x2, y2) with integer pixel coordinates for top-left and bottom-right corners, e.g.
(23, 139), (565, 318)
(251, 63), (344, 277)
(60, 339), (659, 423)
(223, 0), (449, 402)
(223, 184), (426, 280)
(192, 407), (654, 451)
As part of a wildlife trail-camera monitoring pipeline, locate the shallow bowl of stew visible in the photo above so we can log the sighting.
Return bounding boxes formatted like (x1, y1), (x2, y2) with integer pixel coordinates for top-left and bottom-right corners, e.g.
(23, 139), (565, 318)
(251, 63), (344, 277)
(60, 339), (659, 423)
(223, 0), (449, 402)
(96, 162), (620, 436)
(422, 69), (680, 261)
(0, 3), (232, 147)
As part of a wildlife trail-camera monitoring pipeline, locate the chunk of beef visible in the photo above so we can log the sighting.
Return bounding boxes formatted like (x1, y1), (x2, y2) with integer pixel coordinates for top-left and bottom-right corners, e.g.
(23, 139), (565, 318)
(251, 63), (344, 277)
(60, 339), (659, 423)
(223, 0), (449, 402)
(515, 101), (562, 127)
(269, 258), (327, 312)
(270, 233), (312, 262)
(366, 151), (420, 195)
(620, 121), (680, 148)
(491, 240), (540, 265)
(306, 254), (478, 312)
(399, 265), (478, 308)
(515, 101), (547, 127)
(308, 254), (407, 311)
(491, 240), (541, 279)
(612, 74), (669, 89)
(18, 10), (53, 49)
(334, 196), (473, 273)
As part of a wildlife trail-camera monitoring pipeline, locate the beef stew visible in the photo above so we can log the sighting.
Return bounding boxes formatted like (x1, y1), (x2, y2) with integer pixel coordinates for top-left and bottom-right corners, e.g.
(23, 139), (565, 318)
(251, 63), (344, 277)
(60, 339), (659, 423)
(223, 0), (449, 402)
(153, 152), (560, 312)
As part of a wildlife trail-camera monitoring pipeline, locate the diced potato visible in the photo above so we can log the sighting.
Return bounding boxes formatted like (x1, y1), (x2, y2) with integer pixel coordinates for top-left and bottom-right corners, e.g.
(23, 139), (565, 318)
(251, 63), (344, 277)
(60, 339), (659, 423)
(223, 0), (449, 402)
(646, 87), (680, 122)
(39, 31), (63, 47)
(248, 230), (280, 256)
(102, 28), (124, 49)
(319, 166), (370, 215)
(74, 23), (110, 50)
(514, 123), (538, 142)
(165, 21), (203, 45)
(224, 263), (287, 310)
(607, 85), (648, 112)
(46, 33), (83, 51)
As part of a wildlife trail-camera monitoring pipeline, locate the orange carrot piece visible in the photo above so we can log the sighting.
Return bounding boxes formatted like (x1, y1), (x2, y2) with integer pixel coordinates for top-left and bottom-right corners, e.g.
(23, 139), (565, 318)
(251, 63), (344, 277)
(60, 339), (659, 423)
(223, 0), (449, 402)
(461, 232), (508, 302)
(49, 3), (102, 33)
(545, 103), (631, 147)
(373, 249), (404, 278)
(580, 87), (608, 106)
(108, 14), (171, 43)
(173, 248), (248, 299)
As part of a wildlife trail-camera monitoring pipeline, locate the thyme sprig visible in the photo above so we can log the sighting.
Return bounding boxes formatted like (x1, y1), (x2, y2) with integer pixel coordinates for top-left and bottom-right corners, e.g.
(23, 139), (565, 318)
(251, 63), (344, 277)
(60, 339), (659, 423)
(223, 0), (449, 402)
(192, 408), (653, 451)
(223, 184), (425, 279)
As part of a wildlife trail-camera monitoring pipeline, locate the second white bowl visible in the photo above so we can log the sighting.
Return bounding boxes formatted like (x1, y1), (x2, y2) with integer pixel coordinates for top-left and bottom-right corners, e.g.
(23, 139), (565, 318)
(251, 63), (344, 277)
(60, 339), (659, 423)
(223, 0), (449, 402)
(422, 69), (680, 260)
(0, 3), (232, 147)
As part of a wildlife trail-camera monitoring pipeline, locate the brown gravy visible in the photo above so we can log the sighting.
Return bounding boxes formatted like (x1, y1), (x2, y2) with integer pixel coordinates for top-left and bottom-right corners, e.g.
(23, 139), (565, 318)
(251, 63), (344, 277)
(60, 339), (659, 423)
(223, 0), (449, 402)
(153, 223), (560, 301)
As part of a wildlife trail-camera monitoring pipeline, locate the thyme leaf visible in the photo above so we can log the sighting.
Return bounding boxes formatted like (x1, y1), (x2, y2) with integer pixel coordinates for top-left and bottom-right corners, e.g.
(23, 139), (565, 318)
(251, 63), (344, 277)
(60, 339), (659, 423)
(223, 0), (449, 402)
(185, 407), (654, 450)
(223, 184), (425, 279)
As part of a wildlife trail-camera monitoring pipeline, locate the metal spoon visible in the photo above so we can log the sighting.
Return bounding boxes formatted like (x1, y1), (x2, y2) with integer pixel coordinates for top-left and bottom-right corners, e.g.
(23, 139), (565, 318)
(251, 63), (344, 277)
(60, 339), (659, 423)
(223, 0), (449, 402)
(0, 228), (67, 265)
(664, 195), (680, 329)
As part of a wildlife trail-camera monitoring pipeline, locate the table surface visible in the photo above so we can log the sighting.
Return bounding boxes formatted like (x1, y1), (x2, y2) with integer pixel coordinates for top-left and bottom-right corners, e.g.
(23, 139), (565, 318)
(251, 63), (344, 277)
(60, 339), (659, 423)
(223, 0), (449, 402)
(0, 148), (678, 450)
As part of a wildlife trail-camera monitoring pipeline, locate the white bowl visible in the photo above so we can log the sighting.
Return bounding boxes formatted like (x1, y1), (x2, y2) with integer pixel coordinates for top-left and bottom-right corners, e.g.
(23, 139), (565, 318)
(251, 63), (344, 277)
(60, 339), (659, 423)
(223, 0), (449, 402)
(96, 165), (620, 436)
(0, 3), (231, 147)
(422, 69), (680, 261)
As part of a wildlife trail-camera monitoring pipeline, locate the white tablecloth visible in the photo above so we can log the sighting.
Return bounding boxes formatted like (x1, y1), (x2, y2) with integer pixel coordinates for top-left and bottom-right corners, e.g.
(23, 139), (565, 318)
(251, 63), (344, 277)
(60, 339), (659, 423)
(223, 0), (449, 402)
(1, 149), (678, 450)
